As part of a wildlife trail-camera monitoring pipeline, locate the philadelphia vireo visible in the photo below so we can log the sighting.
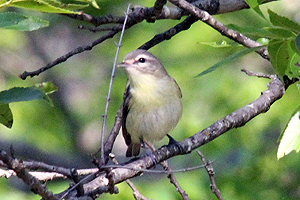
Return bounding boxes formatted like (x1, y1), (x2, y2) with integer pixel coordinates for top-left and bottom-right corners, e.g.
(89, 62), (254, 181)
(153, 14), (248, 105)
(118, 49), (182, 157)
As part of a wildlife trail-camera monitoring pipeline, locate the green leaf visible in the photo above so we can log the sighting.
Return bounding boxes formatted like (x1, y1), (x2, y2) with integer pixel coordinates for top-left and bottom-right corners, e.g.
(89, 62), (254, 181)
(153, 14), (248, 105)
(286, 40), (300, 79)
(268, 39), (300, 80)
(244, 0), (265, 19)
(287, 53), (300, 79)
(268, 40), (289, 78)
(75, 0), (99, 9)
(290, 36), (300, 56)
(0, 87), (46, 103)
(195, 46), (263, 77)
(90, 0), (99, 9)
(0, 12), (49, 31)
(268, 9), (300, 32)
(4, 0), (88, 14)
(0, 103), (13, 128)
(227, 24), (278, 38)
(278, 107), (300, 159)
(263, 27), (296, 38)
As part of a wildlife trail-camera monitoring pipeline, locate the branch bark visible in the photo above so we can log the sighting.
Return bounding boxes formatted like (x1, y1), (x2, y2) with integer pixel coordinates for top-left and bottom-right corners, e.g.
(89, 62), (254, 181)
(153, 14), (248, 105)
(169, 0), (269, 59)
(0, 150), (58, 200)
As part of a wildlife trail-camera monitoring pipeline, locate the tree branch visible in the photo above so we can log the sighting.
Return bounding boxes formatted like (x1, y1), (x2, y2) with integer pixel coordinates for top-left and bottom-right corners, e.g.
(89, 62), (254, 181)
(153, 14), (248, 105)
(19, 0), (275, 79)
(0, 70), (293, 197)
(169, 0), (269, 59)
(197, 150), (223, 200)
(160, 160), (189, 200)
(19, 29), (119, 80)
(0, 150), (58, 200)
(139, 15), (197, 50)
(66, 0), (275, 25)
(83, 72), (288, 192)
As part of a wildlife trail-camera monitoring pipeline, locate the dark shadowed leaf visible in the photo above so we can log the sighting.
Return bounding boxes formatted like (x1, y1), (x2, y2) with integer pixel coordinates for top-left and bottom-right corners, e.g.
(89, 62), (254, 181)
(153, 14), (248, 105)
(0, 87), (46, 103)
(0, 104), (13, 128)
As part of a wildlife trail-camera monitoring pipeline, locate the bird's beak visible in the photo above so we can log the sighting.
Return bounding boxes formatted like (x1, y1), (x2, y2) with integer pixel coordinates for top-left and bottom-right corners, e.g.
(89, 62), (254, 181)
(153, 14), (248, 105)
(117, 62), (129, 68)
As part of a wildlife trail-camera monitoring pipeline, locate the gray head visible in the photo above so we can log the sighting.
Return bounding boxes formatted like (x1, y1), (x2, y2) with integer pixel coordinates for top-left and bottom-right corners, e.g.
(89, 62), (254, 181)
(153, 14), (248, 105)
(119, 49), (168, 78)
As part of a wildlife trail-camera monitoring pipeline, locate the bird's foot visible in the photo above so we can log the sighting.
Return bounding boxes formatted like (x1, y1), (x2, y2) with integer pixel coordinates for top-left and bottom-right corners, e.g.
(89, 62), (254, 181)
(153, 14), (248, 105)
(166, 134), (184, 154)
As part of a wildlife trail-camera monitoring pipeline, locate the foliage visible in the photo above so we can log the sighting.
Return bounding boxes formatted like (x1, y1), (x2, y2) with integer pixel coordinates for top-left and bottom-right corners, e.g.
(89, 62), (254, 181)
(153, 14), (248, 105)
(198, 9), (300, 81)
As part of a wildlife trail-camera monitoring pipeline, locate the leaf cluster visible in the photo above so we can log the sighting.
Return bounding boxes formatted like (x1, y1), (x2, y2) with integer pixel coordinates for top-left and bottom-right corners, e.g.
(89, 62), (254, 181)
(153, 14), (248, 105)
(0, 0), (99, 31)
(197, 9), (300, 81)
(232, 8), (300, 80)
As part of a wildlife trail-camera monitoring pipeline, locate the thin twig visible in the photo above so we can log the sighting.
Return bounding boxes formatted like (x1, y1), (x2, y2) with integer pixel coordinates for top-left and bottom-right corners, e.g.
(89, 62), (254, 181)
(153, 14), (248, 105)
(23, 160), (73, 177)
(160, 160), (189, 200)
(19, 29), (120, 79)
(143, 141), (188, 199)
(197, 150), (223, 200)
(241, 68), (273, 79)
(100, 4), (131, 167)
(101, 164), (206, 173)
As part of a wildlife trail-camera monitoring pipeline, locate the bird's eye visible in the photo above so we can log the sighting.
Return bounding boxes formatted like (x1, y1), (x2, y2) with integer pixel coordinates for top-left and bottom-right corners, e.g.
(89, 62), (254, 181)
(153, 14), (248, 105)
(138, 57), (146, 63)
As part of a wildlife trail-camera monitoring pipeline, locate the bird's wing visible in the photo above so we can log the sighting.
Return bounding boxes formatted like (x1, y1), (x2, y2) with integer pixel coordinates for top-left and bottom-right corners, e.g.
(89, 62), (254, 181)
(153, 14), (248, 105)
(122, 81), (132, 146)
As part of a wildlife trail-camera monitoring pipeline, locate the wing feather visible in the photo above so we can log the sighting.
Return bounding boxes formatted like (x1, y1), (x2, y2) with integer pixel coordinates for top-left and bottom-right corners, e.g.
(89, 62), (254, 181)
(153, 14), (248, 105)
(122, 81), (132, 146)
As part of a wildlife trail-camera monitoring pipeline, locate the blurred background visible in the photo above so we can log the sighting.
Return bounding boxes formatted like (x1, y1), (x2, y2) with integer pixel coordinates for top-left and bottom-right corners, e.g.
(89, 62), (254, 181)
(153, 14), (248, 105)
(1, 0), (300, 199)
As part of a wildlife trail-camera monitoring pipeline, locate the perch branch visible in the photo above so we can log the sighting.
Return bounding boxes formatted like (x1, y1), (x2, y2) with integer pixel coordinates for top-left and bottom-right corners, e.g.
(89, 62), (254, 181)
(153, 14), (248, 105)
(83, 72), (287, 191)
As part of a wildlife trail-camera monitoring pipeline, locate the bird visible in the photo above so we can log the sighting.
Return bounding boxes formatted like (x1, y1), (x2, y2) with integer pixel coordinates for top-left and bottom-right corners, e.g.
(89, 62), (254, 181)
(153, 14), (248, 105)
(118, 49), (182, 157)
